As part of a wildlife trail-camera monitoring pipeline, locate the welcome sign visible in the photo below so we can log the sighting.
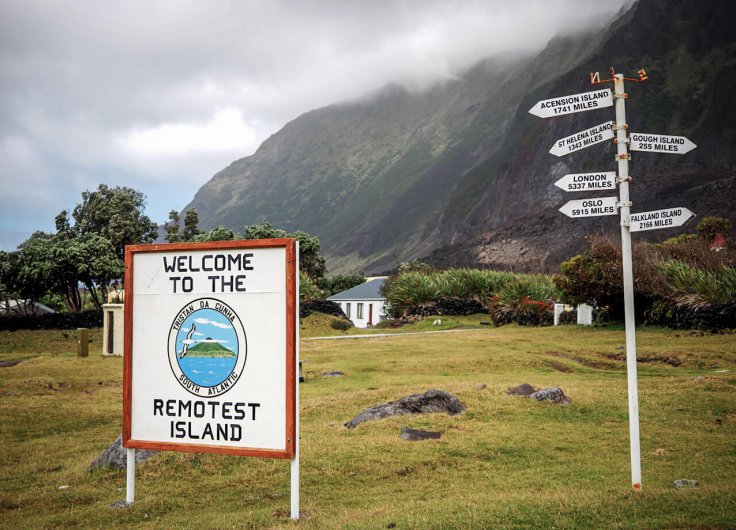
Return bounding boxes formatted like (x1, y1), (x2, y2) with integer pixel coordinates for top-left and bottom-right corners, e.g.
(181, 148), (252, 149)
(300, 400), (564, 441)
(123, 239), (297, 459)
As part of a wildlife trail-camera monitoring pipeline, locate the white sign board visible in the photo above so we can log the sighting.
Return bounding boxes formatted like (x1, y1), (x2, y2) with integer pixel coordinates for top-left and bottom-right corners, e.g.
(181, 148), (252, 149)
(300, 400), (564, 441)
(549, 121), (614, 157)
(559, 196), (618, 218)
(629, 133), (696, 154)
(529, 89), (613, 118)
(554, 171), (617, 192)
(123, 239), (297, 459)
(629, 207), (695, 232)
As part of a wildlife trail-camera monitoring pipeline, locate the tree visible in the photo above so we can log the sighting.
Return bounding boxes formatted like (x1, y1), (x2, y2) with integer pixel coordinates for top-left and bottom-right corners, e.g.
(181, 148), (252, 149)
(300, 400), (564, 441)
(72, 184), (158, 260)
(182, 208), (202, 241)
(241, 223), (326, 280)
(14, 230), (122, 312)
(317, 273), (365, 296)
(164, 210), (182, 243)
(194, 226), (237, 242)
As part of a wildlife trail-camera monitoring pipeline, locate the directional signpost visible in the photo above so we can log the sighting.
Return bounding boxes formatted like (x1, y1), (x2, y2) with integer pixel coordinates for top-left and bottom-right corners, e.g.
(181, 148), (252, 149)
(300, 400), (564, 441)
(528, 88), (613, 118)
(529, 66), (698, 493)
(559, 196), (618, 218)
(629, 133), (696, 155)
(629, 207), (695, 232)
(549, 121), (614, 157)
(554, 171), (616, 192)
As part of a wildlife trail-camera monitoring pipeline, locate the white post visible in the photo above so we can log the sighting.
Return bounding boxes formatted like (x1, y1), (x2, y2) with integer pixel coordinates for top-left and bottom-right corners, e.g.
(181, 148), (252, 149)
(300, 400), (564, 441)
(126, 448), (136, 504)
(290, 242), (300, 520)
(614, 73), (642, 491)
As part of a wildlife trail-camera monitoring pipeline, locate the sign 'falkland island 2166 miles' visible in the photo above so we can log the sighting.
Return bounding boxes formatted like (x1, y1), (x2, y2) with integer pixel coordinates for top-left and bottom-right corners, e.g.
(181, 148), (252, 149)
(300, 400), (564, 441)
(123, 239), (297, 459)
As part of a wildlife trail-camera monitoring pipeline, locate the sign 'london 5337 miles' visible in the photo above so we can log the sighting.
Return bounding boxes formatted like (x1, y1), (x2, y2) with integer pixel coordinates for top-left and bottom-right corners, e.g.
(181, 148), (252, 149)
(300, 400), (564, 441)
(123, 239), (297, 459)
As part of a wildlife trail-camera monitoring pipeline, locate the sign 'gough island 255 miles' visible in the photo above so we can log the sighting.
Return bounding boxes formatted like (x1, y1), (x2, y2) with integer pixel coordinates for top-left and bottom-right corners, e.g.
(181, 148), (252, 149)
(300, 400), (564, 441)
(123, 239), (297, 458)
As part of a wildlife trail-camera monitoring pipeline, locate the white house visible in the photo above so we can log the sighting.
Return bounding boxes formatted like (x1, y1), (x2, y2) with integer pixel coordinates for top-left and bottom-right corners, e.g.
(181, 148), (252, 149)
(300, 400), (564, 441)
(327, 276), (388, 328)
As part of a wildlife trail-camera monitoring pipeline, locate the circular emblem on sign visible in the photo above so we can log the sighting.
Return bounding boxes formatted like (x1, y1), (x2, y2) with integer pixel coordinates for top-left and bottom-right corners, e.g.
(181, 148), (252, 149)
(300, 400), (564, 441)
(168, 298), (247, 398)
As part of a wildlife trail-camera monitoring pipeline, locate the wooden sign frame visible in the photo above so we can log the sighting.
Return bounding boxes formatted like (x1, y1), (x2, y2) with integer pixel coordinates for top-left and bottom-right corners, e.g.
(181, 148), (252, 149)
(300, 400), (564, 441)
(123, 238), (297, 459)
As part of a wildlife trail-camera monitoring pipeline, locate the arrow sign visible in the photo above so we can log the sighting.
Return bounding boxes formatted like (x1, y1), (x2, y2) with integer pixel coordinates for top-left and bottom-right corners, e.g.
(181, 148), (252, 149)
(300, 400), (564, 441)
(529, 88), (613, 118)
(629, 133), (697, 154)
(559, 196), (618, 218)
(554, 171), (616, 192)
(549, 121), (614, 157)
(629, 207), (695, 232)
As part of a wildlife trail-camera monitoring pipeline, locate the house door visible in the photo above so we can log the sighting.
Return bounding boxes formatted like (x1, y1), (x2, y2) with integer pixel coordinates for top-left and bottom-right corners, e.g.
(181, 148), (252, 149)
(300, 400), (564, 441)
(368, 304), (373, 326)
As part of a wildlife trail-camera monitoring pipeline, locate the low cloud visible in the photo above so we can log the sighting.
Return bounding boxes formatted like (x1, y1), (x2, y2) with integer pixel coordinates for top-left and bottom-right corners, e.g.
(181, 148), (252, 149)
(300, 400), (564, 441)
(0, 0), (626, 250)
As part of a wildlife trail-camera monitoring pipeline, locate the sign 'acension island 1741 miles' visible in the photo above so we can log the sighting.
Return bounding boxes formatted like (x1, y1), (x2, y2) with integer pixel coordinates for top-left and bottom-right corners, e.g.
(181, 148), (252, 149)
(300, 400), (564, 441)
(123, 239), (297, 459)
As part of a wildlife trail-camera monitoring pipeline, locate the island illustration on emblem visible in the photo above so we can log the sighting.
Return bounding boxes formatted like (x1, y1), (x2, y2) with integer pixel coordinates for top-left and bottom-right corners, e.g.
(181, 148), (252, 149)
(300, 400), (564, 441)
(169, 299), (245, 396)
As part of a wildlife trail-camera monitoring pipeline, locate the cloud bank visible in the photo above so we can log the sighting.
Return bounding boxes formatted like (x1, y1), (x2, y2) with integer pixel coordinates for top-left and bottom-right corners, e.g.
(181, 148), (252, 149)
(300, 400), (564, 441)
(0, 0), (626, 250)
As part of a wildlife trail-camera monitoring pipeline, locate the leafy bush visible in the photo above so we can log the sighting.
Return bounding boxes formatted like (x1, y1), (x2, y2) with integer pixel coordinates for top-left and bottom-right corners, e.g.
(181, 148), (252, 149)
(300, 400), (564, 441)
(489, 275), (559, 327)
(407, 297), (486, 317)
(556, 232), (736, 329)
(317, 273), (365, 297)
(330, 319), (352, 331)
(299, 271), (323, 301)
(299, 299), (346, 319)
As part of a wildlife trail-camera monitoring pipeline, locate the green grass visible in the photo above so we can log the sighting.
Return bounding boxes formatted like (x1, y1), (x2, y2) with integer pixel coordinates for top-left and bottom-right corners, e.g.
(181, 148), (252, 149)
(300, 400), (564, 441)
(1, 324), (735, 528)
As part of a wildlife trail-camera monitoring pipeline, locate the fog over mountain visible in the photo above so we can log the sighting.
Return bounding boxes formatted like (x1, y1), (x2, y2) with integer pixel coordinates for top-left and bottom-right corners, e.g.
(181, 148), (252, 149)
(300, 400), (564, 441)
(185, 0), (735, 273)
(0, 0), (626, 251)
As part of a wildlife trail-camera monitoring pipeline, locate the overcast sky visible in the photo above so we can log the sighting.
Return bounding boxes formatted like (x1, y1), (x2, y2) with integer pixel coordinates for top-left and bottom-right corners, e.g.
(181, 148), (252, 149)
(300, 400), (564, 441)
(0, 0), (627, 251)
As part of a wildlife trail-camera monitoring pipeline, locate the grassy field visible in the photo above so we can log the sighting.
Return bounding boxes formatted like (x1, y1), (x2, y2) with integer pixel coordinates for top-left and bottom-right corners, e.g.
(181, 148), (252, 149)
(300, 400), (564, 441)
(1, 319), (735, 528)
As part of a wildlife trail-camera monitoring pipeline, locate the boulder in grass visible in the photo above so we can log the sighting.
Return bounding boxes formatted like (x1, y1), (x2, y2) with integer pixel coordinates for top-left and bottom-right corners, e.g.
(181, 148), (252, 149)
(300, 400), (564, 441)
(89, 434), (158, 471)
(400, 427), (441, 441)
(345, 389), (464, 429)
(506, 383), (537, 397)
(528, 387), (570, 405)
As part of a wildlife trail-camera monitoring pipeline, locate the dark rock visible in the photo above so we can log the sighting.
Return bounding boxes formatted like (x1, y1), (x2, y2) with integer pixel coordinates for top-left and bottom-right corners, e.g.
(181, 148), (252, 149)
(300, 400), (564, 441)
(89, 434), (158, 471)
(400, 427), (441, 441)
(323, 371), (345, 377)
(506, 383), (537, 397)
(108, 500), (132, 509)
(529, 387), (570, 405)
(345, 389), (465, 429)
(0, 360), (22, 368)
(673, 479), (699, 488)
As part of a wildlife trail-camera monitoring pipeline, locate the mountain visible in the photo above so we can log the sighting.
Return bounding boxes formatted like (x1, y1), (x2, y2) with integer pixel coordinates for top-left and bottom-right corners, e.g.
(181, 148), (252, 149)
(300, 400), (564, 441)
(185, 0), (736, 274)
(185, 340), (235, 357)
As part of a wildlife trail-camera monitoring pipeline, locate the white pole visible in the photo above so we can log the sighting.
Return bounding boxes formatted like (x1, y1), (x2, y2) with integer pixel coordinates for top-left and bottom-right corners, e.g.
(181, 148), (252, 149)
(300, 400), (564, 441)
(290, 242), (300, 520)
(614, 73), (642, 491)
(126, 448), (136, 504)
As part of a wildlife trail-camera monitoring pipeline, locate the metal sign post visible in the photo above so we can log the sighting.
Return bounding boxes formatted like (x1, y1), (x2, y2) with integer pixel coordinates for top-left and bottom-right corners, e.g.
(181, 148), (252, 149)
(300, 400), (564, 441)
(531, 65), (697, 492)
(612, 73), (642, 491)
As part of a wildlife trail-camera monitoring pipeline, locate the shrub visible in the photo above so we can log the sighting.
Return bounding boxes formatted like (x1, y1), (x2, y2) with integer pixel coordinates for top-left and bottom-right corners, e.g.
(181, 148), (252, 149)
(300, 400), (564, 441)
(299, 271), (323, 301)
(299, 299), (346, 319)
(330, 319), (352, 331)
(489, 275), (559, 327)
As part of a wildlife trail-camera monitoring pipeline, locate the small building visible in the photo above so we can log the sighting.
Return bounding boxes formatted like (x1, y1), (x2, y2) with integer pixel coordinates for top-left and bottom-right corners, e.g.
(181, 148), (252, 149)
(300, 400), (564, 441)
(327, 277), (388, 328)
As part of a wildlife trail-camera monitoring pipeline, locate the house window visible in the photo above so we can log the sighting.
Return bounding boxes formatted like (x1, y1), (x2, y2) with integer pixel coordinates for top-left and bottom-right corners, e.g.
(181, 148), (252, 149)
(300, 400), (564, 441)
(345, 303), (351, 318)
(357, 303), (364, 320)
